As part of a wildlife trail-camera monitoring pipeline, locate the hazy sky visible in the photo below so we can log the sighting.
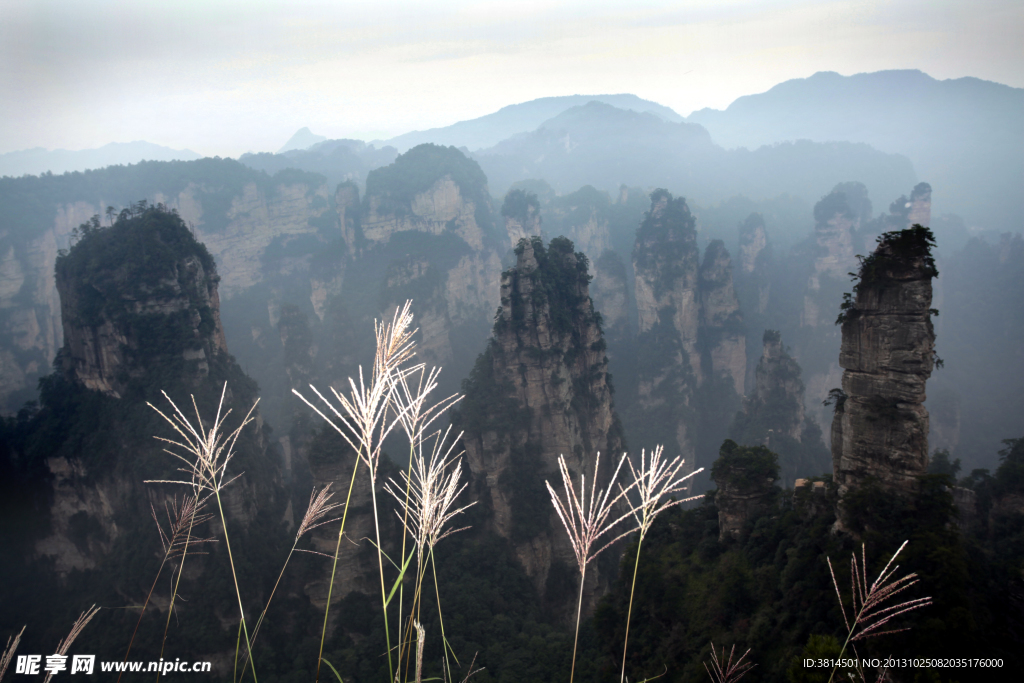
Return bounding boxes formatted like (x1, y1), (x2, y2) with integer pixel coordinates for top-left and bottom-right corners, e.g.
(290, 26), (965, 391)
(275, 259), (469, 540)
(2, 0), (1021, 158)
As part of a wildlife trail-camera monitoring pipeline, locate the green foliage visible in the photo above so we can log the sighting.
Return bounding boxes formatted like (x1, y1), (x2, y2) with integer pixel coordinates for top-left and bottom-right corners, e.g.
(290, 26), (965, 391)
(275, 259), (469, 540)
(56, 205), (215, 325)
(836, 224), (938, 325)
(712, 439), (780, 489)
(501, 189), (541, 226)
(633, 190), (698, 295)
(812, 190), (854, 225)
(364, 143), (495, 236)
(927, 449), (962, 479)
(994, 437), (1024, 495)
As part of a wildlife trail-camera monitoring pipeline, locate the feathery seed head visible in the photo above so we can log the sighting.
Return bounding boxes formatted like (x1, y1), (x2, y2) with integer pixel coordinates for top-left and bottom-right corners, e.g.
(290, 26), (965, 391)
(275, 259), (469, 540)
(296, 483), (344, 542)
(385, 426), (475, 554)
(626, 445), (704, 540)
(43, 606), (100, 683)
(827, 540), (932, 643)
(704, 642), (755, 683)
(546, 452), (635, 575)
(146, 382), (258, 495)
(293, 301), (421, 483)
(151, 493), (216, 559)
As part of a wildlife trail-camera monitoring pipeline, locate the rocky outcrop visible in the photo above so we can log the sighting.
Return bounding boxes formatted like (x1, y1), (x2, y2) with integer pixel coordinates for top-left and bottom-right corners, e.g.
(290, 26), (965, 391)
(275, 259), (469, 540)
(798, 184), (876, 436)
(907, 183), (932, 229)
(631, 191), (748, 482)
(545, 185), (613, 264)
(831, 225), (938, 530)
(0, 161), (333, 413)
(712, 440), (778, 541)
(501, 189), (544, 247)
(699, 240), (745, 396)
(590, 250), (629, 355)
(361, 175), (488, 251)
(456, 236), (624, 607)
(32, 205), (282, 581)
(632, 191), (701, 480)
(634, 190), (703, 382)
(335, 181), (361, 256)
(738, 331), (806, 442)
(736, 213), (771, 316)
(802, 187), (862, 328)
(380, 258), (453, 369)
(730, 331), (831, 486)
(357, 145), (504, 364)
(302, 430), (389, 607)
(56, 211), (228, 398)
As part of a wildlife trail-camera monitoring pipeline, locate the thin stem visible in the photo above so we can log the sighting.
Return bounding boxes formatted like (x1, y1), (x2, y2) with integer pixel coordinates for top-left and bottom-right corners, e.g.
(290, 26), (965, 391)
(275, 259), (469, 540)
(369, 483), (394, 683)
(156, 504), (198, 680)
(315, 455), (362, 683)
(214, 490), (257, 683)
(620, 535), (643, 683)
(239, 545), (295, 680)
(122, 553), (169, 678)
(397, 441), (416, 681)
(430, 548), (455, 677)
(570, 565), (586, 683)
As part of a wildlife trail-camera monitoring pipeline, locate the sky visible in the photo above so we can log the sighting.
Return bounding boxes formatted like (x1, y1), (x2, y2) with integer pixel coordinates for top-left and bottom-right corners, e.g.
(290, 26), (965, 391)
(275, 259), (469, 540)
(1, 0), (1021, 158)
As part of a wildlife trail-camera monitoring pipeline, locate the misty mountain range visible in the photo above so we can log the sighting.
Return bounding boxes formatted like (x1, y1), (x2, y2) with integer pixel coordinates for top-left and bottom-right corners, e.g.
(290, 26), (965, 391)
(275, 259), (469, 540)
(4, 69), (1020, 232)
(0, 141), (201, 177)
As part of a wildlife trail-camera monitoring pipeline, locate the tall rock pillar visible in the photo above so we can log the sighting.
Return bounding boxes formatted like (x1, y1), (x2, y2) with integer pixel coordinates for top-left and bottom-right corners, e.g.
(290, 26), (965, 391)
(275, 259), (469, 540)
(456, 236), (624, 608)
(832, 225), (938, 530)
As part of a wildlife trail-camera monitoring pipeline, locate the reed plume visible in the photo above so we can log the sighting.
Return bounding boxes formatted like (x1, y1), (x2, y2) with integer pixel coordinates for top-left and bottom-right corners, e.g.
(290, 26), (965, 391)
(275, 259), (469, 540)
(546, 452), (634, 683)
(43, 606), (100, 683)
(147, 382), (261, 681)
(826, 541), (932, 683)
(703, 642), (754, 683)
(0, 626), (25, 682)
(118, 494), (215, 681)
(619, 446), (703, 682)
(292, 301), (421, 683)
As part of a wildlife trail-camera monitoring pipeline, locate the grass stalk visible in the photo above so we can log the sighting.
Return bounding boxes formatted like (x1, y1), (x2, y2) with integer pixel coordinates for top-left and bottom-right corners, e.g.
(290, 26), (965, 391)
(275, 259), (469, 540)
(368, 480), (395, 682)
(124, 495), (213, 683)
(569, 564), (586, 683)
(314, 455), (362, 683)
(430, 549), (457, 675)
(619, 535), (643, 683)
(213, 488), (257, 683)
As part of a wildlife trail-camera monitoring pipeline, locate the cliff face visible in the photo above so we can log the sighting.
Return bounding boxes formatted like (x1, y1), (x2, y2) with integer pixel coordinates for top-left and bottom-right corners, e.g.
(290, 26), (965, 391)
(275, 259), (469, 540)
(0, 162), (333, 413)
(730, 331), (831, 486)
(56, 211), (228, 398)
(802, 188), (862, 328)
(33, 206), (282, 580)
(736, 213), (771, 316)
(832, 225), (938, 529)
(712, 440), (779, 541)
(457, 236), (623, 606)
(741, 331), (806, 442)
(634, 191), (703, 383)
(545, 185), (613, 264)
(590, 250), (629, 355)
(358, 145), (504, 366)
(699, 240), (746, 397)
(631, 191), (747, 481)
(501, 189), (544, 247)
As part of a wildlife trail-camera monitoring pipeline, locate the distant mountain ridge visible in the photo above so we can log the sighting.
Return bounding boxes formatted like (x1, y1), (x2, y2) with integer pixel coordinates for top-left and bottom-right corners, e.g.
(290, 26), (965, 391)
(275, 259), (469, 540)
(377, 93), (684, 152)
(687, 69), (1023, 229)
(0, 141), (202, 177)
(474, 100), (916, 210)
(277, 126), (327, 153)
